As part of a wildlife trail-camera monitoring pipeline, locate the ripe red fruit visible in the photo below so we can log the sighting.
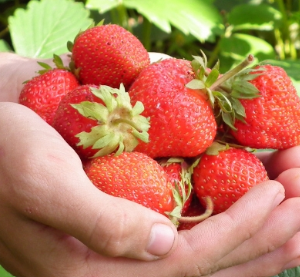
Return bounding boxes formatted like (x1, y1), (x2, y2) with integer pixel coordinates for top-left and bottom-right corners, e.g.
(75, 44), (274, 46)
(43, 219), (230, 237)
(230, 65), (300, 149)
(128, 58), (217, 158)
(193, 144), (269, 214)
(52, 84), (150, 159)
(83, 152), (175, 216)
(69, 23), (150, 90)
(159, 158), (193, 214)
(19, 68), (79, 125)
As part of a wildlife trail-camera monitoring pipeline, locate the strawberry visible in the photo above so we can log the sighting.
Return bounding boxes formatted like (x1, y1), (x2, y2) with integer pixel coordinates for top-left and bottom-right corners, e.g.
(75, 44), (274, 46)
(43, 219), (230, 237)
(193, 143), (269, 214)
(128, 58), (217, 158)
(228, 64), (300, 149)
(159, 158), (193, 214)
(68, 22), (150, 90)
(52, 84), (150, 159)
(19, 55), (79, 125)
(83, 152), (175, 217)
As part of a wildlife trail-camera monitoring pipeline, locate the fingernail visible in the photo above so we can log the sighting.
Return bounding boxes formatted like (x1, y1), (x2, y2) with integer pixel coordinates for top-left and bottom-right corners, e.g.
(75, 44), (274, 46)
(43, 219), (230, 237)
(147, 223), (175, 257)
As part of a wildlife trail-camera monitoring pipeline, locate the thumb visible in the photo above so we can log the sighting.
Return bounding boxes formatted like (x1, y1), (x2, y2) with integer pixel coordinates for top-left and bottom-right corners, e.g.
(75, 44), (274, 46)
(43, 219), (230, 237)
(0, 103), (177, 261)
(58, 183), (178, 260)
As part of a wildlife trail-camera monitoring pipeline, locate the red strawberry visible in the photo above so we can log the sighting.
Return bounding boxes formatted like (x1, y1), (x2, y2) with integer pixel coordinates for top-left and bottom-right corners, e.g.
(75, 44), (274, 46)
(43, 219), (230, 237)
(193, 143), (269, 214)
(69, 23), (150, 90)
(19, 56), (79, 125)
(83, 152), (175, 217)
(52, 84), (150, 159)
(128, 58), (217, 158)
(159, 158), (193, 214)
(229, 64), (300, 149)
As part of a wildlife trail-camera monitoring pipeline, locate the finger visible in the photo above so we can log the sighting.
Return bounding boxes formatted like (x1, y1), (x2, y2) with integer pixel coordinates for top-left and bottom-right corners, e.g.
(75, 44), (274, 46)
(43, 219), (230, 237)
(0, 52), (71, 102)
(276, 168), (300, 199)
(171, 180), (285, 276)
(211, 232), (300, 277)
(216, 196), (300, 269)
(258, 146), (300, 179)
(0, 103), (177, 261)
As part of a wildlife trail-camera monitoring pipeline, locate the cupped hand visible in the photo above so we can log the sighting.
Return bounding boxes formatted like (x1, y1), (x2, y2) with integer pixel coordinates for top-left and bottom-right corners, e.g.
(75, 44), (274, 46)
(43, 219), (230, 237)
(0, 53), (300, 277)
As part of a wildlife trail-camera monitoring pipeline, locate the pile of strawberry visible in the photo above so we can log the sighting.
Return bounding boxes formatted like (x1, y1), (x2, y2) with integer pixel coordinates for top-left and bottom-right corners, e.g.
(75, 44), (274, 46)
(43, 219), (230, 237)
(18, 21), (300, 229)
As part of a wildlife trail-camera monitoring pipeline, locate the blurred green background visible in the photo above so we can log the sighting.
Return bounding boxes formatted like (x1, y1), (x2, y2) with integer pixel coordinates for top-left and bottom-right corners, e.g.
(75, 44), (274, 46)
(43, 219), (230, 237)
(0, 0), (300, 276)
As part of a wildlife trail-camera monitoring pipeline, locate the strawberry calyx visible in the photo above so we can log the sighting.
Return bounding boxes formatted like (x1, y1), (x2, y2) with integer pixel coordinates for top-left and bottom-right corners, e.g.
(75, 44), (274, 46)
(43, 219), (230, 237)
(163, 157), (193, 226)
(187, 53), (262, 131)
(37, 54), (70, 74)
(22, 54), (71, 84)
(204, 140), (255, 156)
(71, 83), (150, 158)
(164, 157), (214, 226)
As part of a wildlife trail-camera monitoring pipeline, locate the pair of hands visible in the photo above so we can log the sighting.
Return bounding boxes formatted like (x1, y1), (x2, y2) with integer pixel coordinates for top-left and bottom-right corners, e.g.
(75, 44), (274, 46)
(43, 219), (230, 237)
(0, 52), (300, 277)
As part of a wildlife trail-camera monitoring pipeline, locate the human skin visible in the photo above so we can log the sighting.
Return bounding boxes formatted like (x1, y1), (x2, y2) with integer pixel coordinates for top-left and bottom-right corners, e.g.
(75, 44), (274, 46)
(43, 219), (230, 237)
(0, 52), (300, 277)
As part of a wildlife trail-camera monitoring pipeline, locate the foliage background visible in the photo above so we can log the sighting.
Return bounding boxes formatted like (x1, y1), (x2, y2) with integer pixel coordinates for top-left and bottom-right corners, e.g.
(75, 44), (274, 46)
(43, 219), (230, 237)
(0, 0), (300, 276)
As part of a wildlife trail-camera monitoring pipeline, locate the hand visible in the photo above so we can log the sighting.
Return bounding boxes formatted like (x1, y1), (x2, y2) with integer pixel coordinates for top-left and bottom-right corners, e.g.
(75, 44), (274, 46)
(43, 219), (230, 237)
(0, 53), (300, 277)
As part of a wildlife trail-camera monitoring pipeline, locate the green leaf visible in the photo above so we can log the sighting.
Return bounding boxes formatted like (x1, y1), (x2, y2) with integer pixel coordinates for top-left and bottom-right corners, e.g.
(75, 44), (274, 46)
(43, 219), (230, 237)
(222, 112), (236, 130)
(8, 0), (92, 58)
(219, 33), (276, 72)
(205, 68), (219, 88)
(0, 266), (15, 277)
(231, 79), (260, 99)
(0, 39), (12, 52)
(273, 266), (300, 277)
(186, 79), (206, 90)
(86, 0), (223, 42)
(85, 0), (119, 13)
(76, 125), (110, 148)
(228, 3), (282, 31)
(71, 102), (109, 123)
(206, 141), (229, 155)
(231, 97), (245, 118)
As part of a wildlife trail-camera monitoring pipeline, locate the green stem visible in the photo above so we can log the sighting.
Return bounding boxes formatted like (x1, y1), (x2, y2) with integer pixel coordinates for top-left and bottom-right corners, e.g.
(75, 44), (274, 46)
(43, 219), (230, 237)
(207, 38), (221, 69)
(274, 28), (285, 59)
(179, 196), (213, 223)
(0, 27), (9, 39)
(110, 9), (119, 25)
(116, 4), (129, 31)
(210, 54), (255, 91)
(275, 0), (294, 59)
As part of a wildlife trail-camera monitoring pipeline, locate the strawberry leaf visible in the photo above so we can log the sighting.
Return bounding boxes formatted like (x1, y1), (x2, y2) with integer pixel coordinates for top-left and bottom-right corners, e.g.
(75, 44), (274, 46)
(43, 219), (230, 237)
(206, 141), (229, 155)
(205, 68), (219, 88)
(222, 113), (237, 131)
(71, 101), (109, 123)
(273, 266), (300, 277)
(231, 98), (246, 118)
(231, 79), (261, 99)
(8, 0), (92, 58)
(186, 79), (206, 90)
(86, 0), (223, 42)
